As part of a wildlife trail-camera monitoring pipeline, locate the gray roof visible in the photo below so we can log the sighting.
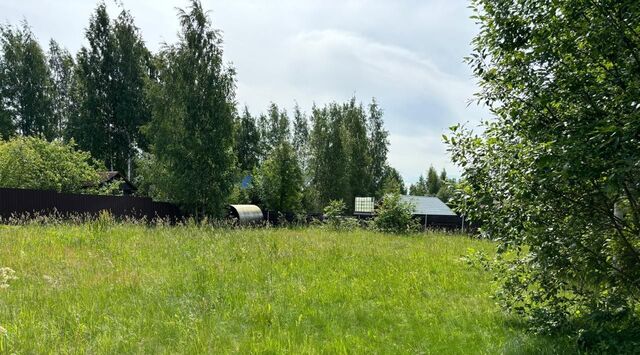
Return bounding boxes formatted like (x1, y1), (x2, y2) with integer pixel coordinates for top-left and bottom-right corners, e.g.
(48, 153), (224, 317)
(399, 196), (456, 216)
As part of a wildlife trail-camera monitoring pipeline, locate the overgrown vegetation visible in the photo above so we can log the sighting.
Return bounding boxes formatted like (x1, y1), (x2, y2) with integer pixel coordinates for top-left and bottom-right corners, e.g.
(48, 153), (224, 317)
(448, 0), (640, 347)
(0, 223), (573, 353)
(0, 136), (100, 193)
(372, 194), (419, 234)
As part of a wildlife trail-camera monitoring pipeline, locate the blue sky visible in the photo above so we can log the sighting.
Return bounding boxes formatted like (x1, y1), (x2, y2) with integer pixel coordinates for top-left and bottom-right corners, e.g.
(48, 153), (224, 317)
(1, 0), (488, 183)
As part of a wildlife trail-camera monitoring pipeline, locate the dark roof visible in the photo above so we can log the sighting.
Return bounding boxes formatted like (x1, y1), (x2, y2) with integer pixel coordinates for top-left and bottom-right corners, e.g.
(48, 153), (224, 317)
(84, 171), (137, 191)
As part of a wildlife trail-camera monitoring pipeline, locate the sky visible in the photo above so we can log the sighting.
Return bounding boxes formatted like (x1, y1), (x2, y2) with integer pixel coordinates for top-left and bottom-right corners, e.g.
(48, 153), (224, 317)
(0, 0), (488, 184)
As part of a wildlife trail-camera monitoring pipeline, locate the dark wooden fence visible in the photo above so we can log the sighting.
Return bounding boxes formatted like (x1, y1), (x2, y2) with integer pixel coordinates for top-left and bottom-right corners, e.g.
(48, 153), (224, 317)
(0, 187), (182, 221)
(415, 214), (465, 230)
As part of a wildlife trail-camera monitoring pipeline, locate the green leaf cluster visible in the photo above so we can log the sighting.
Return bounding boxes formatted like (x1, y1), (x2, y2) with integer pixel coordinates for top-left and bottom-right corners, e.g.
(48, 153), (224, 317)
(0, 136), (101, 193)
(372, 194), (418, 234)
(450, 0), (640, 341)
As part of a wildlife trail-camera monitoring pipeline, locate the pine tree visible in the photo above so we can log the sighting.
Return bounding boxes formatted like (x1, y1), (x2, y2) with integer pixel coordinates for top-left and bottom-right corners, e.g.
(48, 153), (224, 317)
(145, 0), (237, 217)
(426, 165), (440, 196)
(381, 165), (406, 195)
(409, 175), (428, 196)
(0, 21), (55, 139)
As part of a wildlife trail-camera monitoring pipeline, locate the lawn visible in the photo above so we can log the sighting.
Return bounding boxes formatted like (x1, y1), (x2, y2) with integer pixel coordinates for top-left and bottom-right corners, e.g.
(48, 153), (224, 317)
(0, 223), (575, 354)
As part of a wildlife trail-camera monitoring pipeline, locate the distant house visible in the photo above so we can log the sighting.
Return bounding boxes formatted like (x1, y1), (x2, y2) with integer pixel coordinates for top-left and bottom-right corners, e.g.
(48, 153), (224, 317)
(85, 171), (137, 196)
(399, 195), (461, 229)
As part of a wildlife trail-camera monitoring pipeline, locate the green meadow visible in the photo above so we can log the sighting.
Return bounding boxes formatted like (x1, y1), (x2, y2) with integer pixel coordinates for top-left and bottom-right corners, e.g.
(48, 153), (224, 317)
(0, 224), (574, 354)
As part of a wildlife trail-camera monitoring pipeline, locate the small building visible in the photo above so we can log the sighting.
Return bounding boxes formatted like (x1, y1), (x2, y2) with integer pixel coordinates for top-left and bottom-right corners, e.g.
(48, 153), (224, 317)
(99, 171), (137, 196)
(84, 171), (137, 196)
(399, 195), (460, 229)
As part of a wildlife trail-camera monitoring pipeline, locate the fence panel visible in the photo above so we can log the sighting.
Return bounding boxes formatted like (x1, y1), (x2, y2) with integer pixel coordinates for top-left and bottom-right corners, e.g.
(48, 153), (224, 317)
(0, 187), (182, 221)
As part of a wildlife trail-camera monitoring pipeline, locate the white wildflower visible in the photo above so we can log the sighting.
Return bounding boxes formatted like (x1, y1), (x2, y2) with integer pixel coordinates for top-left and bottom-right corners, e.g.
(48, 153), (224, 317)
(0, 267), (17, 289)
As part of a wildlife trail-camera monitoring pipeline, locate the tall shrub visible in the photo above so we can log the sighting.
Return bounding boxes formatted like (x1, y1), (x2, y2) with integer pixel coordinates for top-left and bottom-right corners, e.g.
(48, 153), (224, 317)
(0, 136), (100, 193)
(372, 194), (417, 234)
(448, 0), (640, 339)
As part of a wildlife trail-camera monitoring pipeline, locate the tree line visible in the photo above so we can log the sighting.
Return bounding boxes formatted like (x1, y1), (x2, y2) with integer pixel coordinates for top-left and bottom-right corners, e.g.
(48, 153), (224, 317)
(0, 0), (406, 217)
(407, 165), (455, 203)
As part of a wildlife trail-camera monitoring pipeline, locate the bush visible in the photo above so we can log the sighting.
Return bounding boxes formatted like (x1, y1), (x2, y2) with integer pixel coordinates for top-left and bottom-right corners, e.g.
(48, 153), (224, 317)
(372, 194), (418, 234)
(323, 199), (359, 230)
(0, 136), (101, 193)
(448, 0), (640, 342)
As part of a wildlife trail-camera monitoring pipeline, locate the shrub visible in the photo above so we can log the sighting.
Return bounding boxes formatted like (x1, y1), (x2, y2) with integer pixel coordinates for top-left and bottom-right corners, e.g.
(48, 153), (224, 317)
(323, 199), (359, 230)
(372, 194), (418, 234)
(0, 136), (101, 193)
(448, 0), (640, 340)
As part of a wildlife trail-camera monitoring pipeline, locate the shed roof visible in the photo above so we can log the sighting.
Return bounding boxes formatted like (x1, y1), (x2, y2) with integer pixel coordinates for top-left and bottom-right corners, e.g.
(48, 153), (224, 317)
(399, 196), (456, 216)
(83, 171), (137, 191)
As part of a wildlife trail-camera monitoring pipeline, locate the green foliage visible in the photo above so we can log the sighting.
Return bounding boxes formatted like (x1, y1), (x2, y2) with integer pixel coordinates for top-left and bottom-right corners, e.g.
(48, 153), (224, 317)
(449, 0), (640, 339)
(380, 166), (407, 195)
(291, 103), (309, 171)
(260, 103), (290, 156)
(367, 98), (389, 197)
(255, 142), (303, 213)
(309, 104), (346, 208)
(0, 2), (399, 220)
(323, 199), (351, 230)
(426, 166), (441, 196)
(145, 0), (237, 218)
(235, 106), (261, 173)
(372, 193), (418, 234)
(0, 21), (55, 139)
(342, 98), (372, 212)
(47, 40), (75, 139)
(0, 136), (101, 193)
(68, 4), (150, 173)
(309, 98), (391, 212)
(132, 152), (170, 201)
(409, 166), (455, 204)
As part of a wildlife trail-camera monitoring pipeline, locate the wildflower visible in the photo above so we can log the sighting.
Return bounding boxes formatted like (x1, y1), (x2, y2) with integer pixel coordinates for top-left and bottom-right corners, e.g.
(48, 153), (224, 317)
(0, 267), (17, 289)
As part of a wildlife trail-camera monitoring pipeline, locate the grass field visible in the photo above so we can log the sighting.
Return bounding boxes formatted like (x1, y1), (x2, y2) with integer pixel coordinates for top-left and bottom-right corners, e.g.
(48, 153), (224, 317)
(0, 223), (575, 354)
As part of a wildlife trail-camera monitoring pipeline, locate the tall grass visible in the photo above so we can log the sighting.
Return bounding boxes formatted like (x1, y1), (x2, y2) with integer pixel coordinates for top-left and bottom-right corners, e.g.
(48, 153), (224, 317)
(0, 223), (575, 353)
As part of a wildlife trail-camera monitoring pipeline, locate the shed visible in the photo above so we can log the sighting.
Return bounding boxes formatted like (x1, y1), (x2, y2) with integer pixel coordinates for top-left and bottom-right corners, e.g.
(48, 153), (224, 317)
(83, 171), (137, 195)
(228, 204), (263, 225)
(399, 195), (460, 229)
(400, 196), (456, 216)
